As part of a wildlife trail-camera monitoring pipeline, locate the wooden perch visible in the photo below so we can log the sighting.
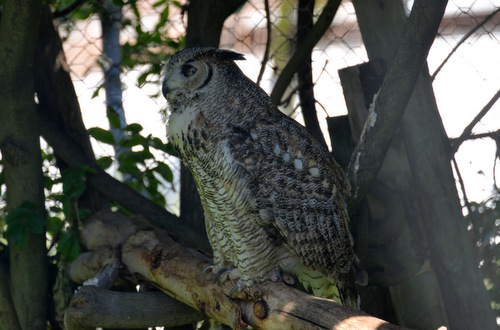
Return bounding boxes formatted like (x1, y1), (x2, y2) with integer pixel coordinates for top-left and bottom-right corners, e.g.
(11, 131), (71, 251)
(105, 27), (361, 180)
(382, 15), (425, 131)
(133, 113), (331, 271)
(121, 219), (406, 329)
(68, 211), (406, 328)
(64, 286), (205, 329)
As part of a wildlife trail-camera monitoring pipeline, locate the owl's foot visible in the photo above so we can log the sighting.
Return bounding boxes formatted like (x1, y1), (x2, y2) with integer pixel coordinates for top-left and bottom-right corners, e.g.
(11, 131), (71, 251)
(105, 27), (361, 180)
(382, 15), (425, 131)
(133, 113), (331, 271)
(201, 264), (219, 276)
(269, 271), (295, 285)
(229, 279), (251, 299)
(216, 268), (241, 282)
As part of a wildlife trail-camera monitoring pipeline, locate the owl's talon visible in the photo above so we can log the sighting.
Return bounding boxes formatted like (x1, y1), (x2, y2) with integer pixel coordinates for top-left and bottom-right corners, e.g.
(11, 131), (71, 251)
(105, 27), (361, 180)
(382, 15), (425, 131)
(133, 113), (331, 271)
(215, 268), (231, 283)
(269, 271), (283, 283)
(228, 279), (247, 299)
(202, 265), (219, 277)
(215, 268), (241, 283)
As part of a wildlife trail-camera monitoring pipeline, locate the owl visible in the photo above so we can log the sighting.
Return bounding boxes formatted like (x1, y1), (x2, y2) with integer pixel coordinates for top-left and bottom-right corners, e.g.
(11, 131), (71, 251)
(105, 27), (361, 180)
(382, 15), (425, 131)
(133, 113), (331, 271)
(162, 47), (359, 308)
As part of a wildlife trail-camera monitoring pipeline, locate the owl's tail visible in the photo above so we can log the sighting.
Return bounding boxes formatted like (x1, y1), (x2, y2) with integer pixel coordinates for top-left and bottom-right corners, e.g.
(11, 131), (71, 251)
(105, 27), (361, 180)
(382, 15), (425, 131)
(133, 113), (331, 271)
(295, 265), (362, 310)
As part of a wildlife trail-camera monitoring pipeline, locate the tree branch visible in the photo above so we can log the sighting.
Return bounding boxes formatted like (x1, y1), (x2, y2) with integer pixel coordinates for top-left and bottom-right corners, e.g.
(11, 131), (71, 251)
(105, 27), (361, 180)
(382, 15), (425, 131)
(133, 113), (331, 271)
(431, 8), (500, 81)
(451, 89), (500, 153)
(122, 220), (405, 329)
(0, 259), (20, 330)
(65, 207), (405, 328)
(297, 0), (327, 147)
(450, 129), (500, 144)
(270, 0), (341, 105)
(64, 286), (205, 329)
(256, 0), (271, 86)
(346, 0), (448, 209)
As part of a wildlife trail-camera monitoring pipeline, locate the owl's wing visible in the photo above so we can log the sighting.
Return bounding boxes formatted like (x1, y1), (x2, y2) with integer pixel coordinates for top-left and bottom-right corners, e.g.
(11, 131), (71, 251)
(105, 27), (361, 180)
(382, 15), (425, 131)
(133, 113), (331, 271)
(226, 113), (354, 277)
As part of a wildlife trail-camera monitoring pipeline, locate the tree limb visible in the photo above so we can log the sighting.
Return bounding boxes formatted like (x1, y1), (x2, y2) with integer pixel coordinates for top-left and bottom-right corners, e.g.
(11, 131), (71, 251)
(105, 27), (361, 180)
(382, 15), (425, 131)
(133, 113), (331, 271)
(256, 0), (271, 86)
(346, 0), (448, 209)
(451, 89), (500, 153)
(431, 8), (500, 81)
(270, 0), (341, 105)
(122, 220), (406, 329)
(64, 286), (205, 329)
(297, 0), (327, 147)
(450, 129), (500, 144)
(0, 259), (20, 330)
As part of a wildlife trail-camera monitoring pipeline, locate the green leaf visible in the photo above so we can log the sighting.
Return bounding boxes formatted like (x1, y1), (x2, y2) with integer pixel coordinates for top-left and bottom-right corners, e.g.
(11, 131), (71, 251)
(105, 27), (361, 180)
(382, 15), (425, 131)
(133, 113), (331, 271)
(118, 150), (146, 165)
(97, 156), (114, 170)
(125, 123), (143, 134)
(47, 216), (65, 236)
(154, 162), (173, 182)
(58, 230), (80, 261)
(153, 0), (168, 8)
(141, 147), (154, 160)
(77, 208), (92, 221)
(5, 201), (45, 248)
(91, 84), (103, 99)
(61, 167), (88, 200)
(106, 106), (122, 129)
(88, 127), (115, 145)
(121, 135), (145, 148)
(137, 71), (150, 87)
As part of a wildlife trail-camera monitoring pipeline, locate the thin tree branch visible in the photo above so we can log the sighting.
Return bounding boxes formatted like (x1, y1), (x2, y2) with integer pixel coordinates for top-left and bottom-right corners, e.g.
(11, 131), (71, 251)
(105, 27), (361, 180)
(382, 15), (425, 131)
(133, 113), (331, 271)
(270, 0), (341, 105)
(53, 0), (89, 18)
(297, 0), (328, 147)
(432, 8), (500, 81)
(346, 0), (449, 209)
(256, 0), (271, 86)
(451, 89), (500, 153)
(449, 129), (500, 144)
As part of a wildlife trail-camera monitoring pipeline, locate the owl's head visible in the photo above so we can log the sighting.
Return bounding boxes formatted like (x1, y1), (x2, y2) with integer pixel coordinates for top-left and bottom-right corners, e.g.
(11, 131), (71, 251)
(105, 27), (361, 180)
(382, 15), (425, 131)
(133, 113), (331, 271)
(162, 47), (246, 108)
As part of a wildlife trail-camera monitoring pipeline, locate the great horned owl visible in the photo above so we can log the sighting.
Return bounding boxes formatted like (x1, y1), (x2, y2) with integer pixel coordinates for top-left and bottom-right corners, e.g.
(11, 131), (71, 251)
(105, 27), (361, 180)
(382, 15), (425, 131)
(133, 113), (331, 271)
(162, 47), (359, 308)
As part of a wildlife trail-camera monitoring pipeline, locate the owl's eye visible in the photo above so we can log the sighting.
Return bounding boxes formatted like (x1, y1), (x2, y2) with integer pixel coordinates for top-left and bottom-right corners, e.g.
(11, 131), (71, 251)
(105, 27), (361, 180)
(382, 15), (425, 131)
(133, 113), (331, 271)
(181, 64), (197, 77)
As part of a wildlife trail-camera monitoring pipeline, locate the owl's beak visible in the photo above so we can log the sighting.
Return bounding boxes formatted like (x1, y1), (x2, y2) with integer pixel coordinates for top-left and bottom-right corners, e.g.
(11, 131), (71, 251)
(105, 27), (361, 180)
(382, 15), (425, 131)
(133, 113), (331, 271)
(162, 81), (170, 100)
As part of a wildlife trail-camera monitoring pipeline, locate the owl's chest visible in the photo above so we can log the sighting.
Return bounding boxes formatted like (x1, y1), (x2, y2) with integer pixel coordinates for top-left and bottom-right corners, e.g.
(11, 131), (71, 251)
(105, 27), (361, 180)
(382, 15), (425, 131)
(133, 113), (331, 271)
(167, 106), (213, 154)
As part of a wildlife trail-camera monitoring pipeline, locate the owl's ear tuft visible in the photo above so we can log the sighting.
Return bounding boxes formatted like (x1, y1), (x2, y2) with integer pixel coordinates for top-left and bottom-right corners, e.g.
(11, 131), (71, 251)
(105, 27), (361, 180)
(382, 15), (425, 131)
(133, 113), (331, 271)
(215, 49), (246, 62)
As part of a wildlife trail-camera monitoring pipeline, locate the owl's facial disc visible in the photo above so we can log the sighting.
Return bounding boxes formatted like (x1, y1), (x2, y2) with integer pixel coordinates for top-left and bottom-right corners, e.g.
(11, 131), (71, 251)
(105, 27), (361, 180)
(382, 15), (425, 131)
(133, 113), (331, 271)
(162, 59), (212, 103)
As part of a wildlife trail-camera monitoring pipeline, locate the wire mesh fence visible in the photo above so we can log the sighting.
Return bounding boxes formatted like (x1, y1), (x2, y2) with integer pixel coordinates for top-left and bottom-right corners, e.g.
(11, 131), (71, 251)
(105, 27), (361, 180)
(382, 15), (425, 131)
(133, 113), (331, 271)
(58, 0), (500, 213)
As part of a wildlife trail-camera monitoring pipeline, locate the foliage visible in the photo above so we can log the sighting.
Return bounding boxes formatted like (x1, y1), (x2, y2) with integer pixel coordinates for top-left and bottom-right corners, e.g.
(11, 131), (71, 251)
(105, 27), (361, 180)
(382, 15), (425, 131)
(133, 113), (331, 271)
(121, 0), (184, 93)
(88, 120), (177, 206)
(4, 201), (45, 248)
(468, 196), (500, 316)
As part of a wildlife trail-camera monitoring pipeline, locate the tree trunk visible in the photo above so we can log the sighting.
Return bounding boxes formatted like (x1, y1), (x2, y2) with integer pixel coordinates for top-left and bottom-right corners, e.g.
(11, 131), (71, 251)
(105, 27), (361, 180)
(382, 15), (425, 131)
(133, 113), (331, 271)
(34, 5), (108, 213)
(100, 0), (129, 159)
(340, 61), (448, 329)
(352, 0), (497, 328)
(0, 1), (47, 329)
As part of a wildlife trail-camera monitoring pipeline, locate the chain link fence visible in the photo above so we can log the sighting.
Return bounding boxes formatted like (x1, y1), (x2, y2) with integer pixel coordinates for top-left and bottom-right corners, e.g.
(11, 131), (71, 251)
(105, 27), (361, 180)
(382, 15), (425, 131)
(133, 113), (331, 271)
(58, 0), (500, 213)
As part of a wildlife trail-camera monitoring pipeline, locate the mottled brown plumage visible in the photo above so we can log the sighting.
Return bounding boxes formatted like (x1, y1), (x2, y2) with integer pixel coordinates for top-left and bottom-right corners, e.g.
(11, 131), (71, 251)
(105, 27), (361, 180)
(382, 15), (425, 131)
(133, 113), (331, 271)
(163, 47), (359, 307)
